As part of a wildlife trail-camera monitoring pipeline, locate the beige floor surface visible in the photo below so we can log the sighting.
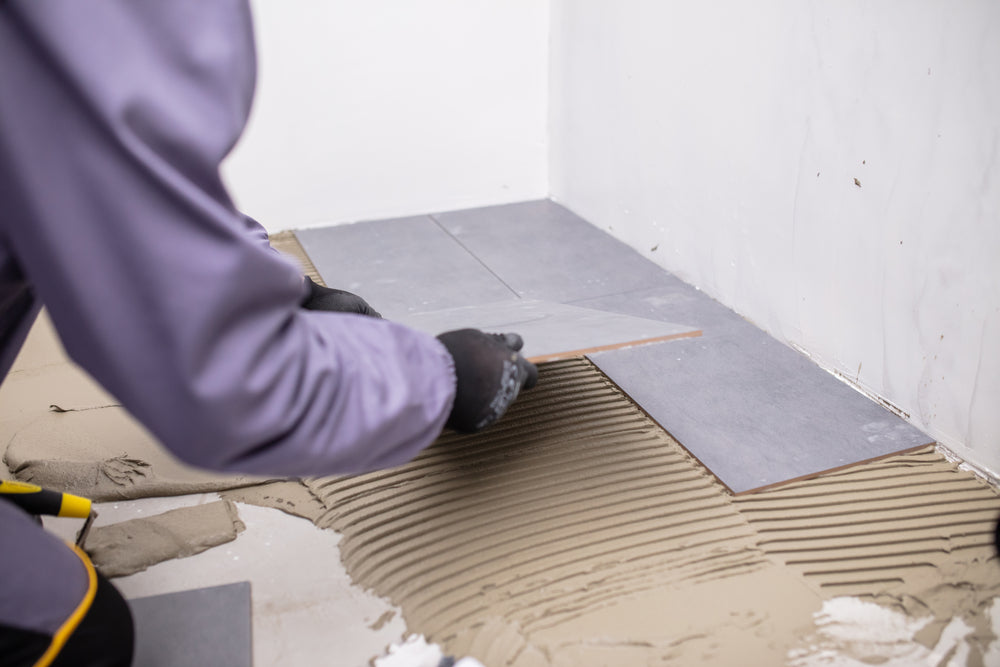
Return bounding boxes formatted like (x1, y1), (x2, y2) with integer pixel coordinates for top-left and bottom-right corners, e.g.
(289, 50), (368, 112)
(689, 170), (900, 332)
(0, 233), (996, 665)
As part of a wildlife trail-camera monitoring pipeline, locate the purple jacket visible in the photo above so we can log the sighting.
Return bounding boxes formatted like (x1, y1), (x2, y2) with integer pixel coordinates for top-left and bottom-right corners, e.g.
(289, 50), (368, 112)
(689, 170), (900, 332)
(0, 1), (456, 478)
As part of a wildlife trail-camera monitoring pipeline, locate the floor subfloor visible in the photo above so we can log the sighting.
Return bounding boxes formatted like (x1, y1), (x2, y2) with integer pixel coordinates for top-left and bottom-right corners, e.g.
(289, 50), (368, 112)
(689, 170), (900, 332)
(1, 201), (996, 666)
(288, 201), (999, 663)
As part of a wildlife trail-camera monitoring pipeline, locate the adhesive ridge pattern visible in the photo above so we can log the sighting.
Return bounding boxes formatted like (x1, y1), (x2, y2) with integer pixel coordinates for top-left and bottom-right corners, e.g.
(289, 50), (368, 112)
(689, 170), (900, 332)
(305, 358), (803, 664)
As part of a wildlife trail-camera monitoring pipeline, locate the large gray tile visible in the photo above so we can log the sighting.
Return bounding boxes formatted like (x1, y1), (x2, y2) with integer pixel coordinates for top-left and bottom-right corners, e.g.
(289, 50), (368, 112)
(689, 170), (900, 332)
(589, 323), (933, 494)
(432, 200), (674, 302)
(399, 299), (699, 361)
(130, 582), (252, 667)
(296, 216), (516, 319)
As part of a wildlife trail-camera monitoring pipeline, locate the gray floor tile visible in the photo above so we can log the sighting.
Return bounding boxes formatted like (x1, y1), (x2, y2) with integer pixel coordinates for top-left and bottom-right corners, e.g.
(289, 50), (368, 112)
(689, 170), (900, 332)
(296, 216), (516, 319)
(432, 200), (674, 302)
(398, 299), (699, 361)
(295, 200), (933, 494)
(130, 582), (251, 667)
(589, 323), (933, 494)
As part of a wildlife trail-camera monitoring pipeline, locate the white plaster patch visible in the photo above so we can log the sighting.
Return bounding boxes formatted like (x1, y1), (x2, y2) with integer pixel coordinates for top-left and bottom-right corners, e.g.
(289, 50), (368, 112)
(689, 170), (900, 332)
(790, 596), (1000, 666)
(982, 597), (1000, 665)
(926, 616), (975, 667)
(789, 596), (933, 666)
(374, 635), (444, 667)
(374, 635), (486, 667)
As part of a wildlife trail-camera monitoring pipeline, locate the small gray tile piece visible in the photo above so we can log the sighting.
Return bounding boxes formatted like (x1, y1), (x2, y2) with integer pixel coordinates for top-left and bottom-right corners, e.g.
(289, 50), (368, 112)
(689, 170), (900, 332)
(398, 299), (698, 360)
(432, 200), (674, 302)
(130, 582), (252, 667)
(296, 216), (516, 319)
(589, 324), (933, 494)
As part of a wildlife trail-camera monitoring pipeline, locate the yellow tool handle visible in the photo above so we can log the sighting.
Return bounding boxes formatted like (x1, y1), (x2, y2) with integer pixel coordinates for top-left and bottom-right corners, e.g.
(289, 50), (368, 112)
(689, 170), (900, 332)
(0, 480), (92, 518)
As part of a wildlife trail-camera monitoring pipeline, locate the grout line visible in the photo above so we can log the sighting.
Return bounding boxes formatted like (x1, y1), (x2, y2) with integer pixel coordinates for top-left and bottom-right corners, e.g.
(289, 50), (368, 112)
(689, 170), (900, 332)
(428, 214), (521, 300)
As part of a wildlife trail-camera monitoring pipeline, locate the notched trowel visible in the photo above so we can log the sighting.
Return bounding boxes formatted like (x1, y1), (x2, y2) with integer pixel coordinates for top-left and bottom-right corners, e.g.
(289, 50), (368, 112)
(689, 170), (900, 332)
(76, 507), (98, 548)
(0, 479), (97, 548)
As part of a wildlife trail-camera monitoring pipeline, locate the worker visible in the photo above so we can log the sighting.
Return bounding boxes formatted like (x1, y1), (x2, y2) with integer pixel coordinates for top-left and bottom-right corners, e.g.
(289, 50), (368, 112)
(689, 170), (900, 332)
(0, 2), (538, 665)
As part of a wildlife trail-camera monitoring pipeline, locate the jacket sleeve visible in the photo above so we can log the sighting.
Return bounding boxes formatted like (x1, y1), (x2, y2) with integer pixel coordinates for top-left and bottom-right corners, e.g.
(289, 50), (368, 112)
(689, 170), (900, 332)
(241, 214), (277, 253)
(0, 2), (455, 477)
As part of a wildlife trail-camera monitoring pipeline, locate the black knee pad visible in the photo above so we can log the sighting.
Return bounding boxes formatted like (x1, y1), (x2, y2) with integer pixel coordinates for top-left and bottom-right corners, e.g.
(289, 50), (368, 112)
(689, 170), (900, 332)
(52, 572), (135, 667)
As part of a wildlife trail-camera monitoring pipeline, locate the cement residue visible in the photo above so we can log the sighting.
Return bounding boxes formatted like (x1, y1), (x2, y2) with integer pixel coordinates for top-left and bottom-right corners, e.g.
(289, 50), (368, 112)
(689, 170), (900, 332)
(4, 407), (268, 500)
(736, 446), (1000, 662)
(305, 358), (823, 665)
(1, 311), (271, 501)
(220, 480), (326, 523)
(8, 273), (998, 663)
(789, 597), (1000, 666)
(0, 243), (317, 508)
(85, 500), (245, 577)
(0, 360), (117, 446)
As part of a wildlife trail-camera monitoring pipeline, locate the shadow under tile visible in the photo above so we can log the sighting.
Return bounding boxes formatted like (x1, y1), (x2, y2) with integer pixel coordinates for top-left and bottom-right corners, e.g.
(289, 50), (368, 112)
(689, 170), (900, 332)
(296, 216), (516, 319)
(130, 582), (251, 667)
(432, 200), (674, 303)
(589, 323), (933, 494)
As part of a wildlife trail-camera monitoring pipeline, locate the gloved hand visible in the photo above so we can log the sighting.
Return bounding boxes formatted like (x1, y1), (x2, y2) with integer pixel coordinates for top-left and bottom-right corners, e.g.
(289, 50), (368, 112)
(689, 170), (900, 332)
(436, 329), (539, 433)
(301, 276), (382, 318)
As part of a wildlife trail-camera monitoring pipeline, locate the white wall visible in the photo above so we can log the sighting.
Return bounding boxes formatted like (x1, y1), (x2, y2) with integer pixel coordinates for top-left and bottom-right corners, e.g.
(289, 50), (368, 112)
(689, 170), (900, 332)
(550, 1), (1000, 476)
(222, 0), (549, 229)
(220, 1), (998, 476)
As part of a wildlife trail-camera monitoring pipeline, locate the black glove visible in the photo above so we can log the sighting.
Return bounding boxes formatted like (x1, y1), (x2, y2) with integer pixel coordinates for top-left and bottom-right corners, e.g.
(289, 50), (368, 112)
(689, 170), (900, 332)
(301, 276), (382, 318)
(436, 329), (539, 433)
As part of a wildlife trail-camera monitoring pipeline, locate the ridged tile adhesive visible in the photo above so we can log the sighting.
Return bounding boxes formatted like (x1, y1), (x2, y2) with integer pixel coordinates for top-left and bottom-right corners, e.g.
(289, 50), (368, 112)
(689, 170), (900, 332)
(735, 445), (1000, 655)
(275, 233), (1000, 663)
(269, 231), (325, 285)
(306, 359), (822, 666)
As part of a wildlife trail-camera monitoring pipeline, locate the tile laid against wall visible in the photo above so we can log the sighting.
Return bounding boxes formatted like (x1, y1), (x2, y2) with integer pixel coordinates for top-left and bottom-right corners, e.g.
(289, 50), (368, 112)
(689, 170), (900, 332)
(294, 200), (933, 495)
(574, 279), (933, 492)
(432, 200), (676, 303)
(588, 319), (933, 494)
